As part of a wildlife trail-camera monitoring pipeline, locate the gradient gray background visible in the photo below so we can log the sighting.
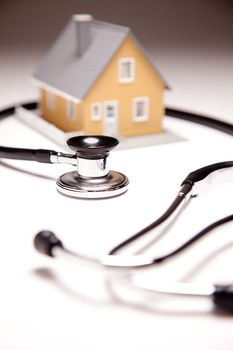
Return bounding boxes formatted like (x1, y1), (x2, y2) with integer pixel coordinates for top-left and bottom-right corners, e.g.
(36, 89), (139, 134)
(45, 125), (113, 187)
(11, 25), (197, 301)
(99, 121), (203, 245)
(0, 0), (233, 123)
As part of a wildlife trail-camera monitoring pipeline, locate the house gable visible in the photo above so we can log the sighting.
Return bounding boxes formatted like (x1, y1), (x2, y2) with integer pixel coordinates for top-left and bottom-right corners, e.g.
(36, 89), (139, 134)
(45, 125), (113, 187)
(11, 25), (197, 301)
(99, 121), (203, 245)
(82, 35), (164, 136)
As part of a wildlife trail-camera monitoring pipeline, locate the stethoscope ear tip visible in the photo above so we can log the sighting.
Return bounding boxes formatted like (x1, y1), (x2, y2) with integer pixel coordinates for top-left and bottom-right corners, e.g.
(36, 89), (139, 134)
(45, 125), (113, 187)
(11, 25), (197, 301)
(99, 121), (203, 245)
(34, 230), (63, 257)
(213, 285), (233, 313)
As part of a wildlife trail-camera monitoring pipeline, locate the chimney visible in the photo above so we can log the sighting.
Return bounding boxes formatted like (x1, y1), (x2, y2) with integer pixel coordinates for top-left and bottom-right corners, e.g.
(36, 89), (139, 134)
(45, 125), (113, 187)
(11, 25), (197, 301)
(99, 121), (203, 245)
(73, 14), (93, 57)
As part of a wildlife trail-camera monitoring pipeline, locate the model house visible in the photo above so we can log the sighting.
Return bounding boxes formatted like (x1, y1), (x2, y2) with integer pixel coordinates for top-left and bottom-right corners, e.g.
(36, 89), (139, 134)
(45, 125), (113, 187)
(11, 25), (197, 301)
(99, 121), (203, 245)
(32, 14), (167, 137)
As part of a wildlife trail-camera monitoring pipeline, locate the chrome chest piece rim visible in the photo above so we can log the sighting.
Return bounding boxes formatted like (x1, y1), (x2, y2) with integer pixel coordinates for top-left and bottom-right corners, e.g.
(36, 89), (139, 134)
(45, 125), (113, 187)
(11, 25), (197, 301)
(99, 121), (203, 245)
(56, 135), (129, 199)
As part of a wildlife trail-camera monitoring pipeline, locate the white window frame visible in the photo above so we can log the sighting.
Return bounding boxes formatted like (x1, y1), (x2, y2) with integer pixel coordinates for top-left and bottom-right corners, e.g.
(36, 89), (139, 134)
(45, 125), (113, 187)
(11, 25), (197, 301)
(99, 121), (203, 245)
(132, 97), (149, 122)
(118, 57), (135, 83)
(46, 92), (56, 110)
(90, 102), (102, 121)
(67, 100), (76, 120)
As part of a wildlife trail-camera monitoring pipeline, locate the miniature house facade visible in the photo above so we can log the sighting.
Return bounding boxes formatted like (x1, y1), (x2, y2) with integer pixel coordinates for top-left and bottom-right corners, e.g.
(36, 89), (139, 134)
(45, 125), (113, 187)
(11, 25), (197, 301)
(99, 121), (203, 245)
(32, 14), (167, 137)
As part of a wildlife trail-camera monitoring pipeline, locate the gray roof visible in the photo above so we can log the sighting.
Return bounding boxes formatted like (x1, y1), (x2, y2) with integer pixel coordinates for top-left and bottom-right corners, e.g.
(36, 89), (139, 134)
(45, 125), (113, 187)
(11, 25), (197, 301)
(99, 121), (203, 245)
(33, 17), (167, 100)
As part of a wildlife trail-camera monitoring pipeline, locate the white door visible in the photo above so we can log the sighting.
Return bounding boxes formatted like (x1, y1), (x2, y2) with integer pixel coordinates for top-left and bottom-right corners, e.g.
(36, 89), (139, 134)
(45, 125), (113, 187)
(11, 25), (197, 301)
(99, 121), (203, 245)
(103, 101), (118, 135)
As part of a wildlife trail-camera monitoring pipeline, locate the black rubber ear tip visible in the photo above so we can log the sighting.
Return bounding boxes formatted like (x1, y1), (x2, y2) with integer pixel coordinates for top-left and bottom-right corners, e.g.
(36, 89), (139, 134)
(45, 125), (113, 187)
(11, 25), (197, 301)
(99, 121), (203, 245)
(34, 231), (63, 257)
(213, 285), (233, 313)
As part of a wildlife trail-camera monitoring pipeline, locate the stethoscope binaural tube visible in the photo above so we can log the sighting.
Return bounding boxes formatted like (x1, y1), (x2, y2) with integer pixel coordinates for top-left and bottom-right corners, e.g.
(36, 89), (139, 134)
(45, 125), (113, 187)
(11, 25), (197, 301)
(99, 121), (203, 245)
(33, 161), (233, 312)
(34, 214), (233, 312)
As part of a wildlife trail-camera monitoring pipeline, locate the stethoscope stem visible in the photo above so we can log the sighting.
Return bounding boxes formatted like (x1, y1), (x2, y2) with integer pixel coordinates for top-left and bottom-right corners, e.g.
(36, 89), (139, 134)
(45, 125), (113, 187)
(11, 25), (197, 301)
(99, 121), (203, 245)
(0, 145), (77, 165)
(50, 152), (77, 165)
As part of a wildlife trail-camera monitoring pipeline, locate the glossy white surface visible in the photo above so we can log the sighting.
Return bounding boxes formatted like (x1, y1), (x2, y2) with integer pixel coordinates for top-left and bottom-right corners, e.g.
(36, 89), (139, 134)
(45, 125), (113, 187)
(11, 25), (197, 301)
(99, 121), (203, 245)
(0, 113), (232, 350)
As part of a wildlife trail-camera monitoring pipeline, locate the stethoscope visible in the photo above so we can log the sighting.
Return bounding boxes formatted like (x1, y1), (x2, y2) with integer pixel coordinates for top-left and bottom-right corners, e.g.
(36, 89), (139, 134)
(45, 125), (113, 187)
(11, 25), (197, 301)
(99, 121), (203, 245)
(1, 101), (233, 313)
(0, 133), (129, 198)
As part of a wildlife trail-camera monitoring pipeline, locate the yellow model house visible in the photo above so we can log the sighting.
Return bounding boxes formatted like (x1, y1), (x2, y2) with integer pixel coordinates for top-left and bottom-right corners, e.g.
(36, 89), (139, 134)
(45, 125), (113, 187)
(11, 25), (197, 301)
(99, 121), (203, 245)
(32, 14), (168, 137)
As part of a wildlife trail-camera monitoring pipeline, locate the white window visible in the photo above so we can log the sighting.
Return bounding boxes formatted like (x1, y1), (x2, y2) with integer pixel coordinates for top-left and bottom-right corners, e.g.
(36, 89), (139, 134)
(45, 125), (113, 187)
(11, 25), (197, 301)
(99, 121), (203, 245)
(133, 97), (149, 122)
(46, 92), (56, 110)
(118, 57), (135, 83)
(67, 100), (76, 120)
(91, 103), (101, 121)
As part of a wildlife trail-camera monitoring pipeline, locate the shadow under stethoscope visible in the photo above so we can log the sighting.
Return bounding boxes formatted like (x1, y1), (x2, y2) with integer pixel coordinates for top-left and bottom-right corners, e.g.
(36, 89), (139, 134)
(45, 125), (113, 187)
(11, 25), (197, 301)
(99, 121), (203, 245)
(32, 239), (233, 318)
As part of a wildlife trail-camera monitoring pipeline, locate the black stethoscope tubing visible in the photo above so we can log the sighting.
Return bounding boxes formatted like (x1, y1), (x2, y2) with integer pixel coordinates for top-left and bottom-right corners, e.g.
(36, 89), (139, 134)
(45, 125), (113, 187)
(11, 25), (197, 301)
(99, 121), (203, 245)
(165, 107), (233, 136)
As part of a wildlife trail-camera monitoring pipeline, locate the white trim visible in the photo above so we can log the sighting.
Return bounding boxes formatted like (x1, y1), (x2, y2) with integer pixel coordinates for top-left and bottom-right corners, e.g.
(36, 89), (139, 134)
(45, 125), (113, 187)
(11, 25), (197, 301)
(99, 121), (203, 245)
(30, 78), (81, 103)
(16, 106), (84, 151)
(132, 97), (149, 122)
(90, 102), (102, 121)
(16, 106), (68, 149)
(118, 57), (135, 83)
(67, 100), (76, 120)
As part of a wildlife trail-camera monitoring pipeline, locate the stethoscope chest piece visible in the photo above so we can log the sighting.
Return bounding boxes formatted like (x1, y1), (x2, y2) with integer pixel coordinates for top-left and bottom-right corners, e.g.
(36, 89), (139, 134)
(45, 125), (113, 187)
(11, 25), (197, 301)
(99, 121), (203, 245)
(56, 135), (129, 199)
